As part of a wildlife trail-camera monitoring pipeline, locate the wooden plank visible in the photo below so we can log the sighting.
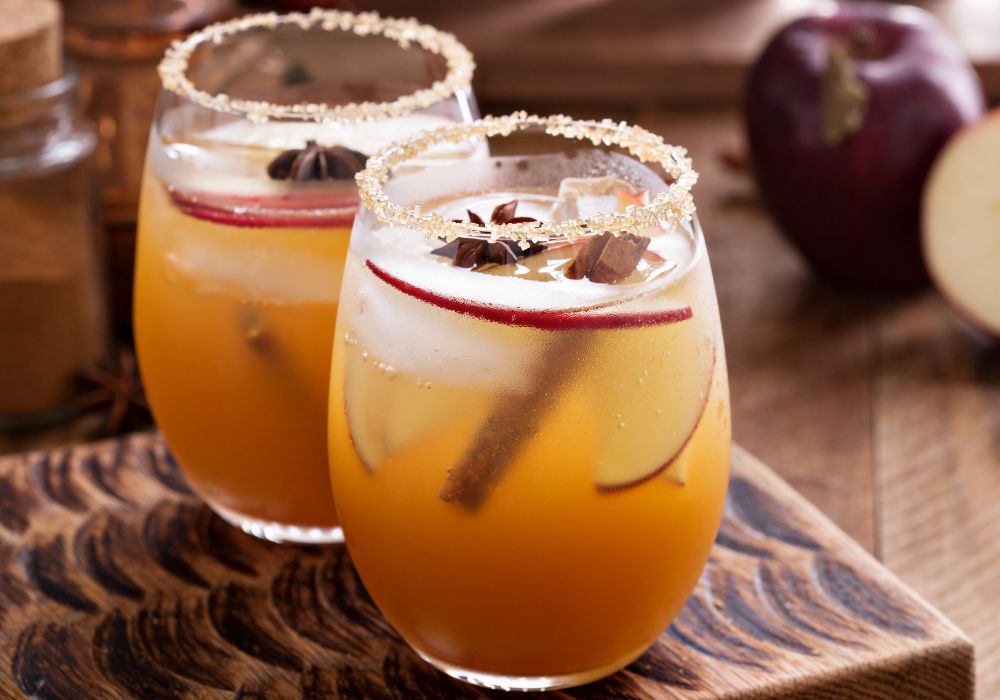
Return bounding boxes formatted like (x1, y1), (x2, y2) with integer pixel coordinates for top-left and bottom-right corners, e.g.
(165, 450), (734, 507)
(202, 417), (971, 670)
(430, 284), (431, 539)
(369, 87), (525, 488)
(0, 433), (972, 698)
(874, 296), (1000, 699)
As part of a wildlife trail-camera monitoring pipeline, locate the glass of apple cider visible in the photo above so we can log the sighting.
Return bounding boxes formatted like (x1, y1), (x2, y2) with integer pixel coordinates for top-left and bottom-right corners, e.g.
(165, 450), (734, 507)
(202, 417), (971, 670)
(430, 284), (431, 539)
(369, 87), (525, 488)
(134, 10), (478, 543)
(331, 114), (731, 689)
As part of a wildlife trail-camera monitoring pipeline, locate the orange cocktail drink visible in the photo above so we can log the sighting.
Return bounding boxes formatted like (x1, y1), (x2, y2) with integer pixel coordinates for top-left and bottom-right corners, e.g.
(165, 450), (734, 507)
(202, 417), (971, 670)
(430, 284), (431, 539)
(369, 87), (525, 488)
(329, 115), (731, 688)
(136, 158), (354, 533)
(134, 10), (477, 542)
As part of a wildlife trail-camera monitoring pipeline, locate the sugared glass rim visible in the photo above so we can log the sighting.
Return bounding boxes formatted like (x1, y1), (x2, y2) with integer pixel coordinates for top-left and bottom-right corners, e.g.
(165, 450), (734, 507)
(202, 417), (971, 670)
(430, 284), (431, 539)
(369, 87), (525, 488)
(157, 9), (475, 124)
(355, 112), (699, 244)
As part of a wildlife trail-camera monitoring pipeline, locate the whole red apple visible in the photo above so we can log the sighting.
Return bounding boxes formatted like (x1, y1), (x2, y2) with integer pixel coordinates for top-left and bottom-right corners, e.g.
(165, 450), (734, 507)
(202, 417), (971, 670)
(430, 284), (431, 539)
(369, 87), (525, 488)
(745, 3), (984, 293)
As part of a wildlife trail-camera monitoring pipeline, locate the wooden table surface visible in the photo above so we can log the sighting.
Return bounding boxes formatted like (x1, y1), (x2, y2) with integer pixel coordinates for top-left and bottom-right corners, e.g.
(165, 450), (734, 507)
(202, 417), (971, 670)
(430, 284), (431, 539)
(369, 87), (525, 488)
(0, 434), (974, 699)
(2, 107), (997, 697)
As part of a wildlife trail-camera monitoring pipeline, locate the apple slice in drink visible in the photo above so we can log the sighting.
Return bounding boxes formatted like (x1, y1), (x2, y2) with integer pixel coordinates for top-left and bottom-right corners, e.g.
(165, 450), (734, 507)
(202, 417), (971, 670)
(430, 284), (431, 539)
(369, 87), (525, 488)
(360, 253), (704, 506)
(343, 347), (389, 473)
(343, 339), (492, 471)
(365, 260), (692, 331)
(169, 188), (358, 229)
(594, 346), (715, 491)
(382, 378), (483, 458)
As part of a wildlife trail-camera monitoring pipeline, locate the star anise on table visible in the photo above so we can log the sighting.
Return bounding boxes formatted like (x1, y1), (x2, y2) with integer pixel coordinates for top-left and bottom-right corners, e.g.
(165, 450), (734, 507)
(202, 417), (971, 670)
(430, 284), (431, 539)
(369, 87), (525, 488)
(73, 348), (152, 437)
(267, 140), (368, 181)
(432, 200), (546, 269)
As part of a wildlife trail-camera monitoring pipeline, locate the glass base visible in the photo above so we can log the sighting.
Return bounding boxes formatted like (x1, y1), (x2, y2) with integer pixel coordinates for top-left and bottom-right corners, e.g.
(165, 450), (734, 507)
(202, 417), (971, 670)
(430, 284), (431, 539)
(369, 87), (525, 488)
(416, 646), (646, 692)
(212, 503), (343, 544)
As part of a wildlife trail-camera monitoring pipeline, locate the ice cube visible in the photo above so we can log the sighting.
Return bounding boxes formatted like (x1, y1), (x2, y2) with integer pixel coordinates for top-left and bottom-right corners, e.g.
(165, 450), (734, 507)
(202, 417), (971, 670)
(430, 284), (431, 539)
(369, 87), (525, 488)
(553, 176), (644, 221)
(348, 255), (537, 394)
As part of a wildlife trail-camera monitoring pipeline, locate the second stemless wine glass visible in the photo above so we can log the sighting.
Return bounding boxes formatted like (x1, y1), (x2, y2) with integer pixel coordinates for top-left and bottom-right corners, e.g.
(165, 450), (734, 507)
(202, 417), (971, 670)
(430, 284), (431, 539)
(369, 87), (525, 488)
(330, 114), (731, 689)
(134, 10), (478, 543)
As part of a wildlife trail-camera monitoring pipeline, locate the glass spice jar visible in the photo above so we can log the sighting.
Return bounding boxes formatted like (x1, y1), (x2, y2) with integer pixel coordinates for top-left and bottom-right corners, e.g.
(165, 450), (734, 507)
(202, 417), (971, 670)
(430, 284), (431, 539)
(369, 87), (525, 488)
(0, 12), (108, 427)
(60, 0), (234, 331)
(61, 0), (235, 227)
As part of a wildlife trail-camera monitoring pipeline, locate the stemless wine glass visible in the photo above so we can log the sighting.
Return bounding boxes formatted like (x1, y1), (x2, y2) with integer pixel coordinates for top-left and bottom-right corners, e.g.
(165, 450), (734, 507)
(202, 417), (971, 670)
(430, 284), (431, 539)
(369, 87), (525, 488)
(134, 10), (478, 544)
(330, 114), (732, 689)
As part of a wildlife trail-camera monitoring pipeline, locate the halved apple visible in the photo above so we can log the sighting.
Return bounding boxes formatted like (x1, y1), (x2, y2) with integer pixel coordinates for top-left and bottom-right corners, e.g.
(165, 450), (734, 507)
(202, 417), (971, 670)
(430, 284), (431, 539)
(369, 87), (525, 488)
(594, 345), (715, 492)
(923, 111), (1000, 338)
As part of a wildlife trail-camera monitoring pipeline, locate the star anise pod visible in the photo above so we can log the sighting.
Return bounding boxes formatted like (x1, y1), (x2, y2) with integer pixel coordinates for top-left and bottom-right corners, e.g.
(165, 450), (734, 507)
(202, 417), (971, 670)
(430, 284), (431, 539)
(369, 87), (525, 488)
(73, 348), (152, 437)
(432, 200), (545, 269)
(267, 140), (368, 181)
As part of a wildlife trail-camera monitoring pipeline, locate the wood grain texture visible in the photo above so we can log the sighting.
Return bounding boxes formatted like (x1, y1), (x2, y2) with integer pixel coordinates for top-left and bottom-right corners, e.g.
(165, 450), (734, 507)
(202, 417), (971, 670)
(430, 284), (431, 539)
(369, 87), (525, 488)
(0, 433), (971, 699)
(874, 298), (1000, 698)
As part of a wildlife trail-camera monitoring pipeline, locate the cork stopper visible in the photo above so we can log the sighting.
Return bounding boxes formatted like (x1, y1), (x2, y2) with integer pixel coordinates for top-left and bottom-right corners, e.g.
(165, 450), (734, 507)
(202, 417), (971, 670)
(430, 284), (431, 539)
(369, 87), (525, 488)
(0, 0), (62, 95)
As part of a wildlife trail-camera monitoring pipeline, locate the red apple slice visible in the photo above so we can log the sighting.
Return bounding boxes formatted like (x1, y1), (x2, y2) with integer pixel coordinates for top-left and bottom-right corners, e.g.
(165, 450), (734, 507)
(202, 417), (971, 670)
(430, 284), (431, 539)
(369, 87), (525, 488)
(365, 259), (692, 331)
(595, 345), (716, 492)
(923, 110), (1000, 338)
(170, 188), (358, 229)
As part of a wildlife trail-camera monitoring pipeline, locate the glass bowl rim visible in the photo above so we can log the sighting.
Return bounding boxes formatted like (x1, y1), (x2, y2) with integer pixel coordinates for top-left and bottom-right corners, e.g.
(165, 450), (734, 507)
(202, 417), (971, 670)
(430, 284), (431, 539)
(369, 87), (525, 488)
(355, 112), (699, 244)
(157, 8), (475, 124)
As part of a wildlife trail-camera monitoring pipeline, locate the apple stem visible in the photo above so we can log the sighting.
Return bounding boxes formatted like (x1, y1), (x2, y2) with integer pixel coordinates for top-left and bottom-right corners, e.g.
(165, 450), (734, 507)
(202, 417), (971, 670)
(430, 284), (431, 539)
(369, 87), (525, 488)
(438, 333), (581, 511)
(821, 43), (871, 147)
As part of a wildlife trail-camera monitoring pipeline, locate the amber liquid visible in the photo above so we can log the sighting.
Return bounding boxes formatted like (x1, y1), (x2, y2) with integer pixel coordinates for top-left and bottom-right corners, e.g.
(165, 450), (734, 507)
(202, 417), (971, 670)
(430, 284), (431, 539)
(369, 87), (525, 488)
(135, 170), (349, 529)
(328, 210), (731, 677)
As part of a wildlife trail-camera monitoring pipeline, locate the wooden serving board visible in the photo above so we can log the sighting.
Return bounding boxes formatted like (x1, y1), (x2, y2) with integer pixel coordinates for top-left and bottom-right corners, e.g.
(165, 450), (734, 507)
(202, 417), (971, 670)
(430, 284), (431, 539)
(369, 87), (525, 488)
(0, 433), (972, 699)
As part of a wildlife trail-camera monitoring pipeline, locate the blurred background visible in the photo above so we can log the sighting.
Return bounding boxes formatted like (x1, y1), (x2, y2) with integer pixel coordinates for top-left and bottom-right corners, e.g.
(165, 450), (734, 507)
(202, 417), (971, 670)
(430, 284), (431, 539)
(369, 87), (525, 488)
(4, 0), (999, 444)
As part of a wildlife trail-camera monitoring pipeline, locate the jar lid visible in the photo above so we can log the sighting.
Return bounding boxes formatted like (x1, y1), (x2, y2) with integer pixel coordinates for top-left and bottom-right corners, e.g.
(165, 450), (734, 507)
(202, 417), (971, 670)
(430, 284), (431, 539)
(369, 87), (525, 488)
(0, 0), (62, 94)
(158, 10), (475, 124)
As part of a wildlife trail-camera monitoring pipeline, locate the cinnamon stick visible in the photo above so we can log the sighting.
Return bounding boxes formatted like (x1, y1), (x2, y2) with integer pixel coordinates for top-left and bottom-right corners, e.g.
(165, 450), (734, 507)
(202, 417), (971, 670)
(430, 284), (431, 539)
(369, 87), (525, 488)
(439, 334), (581, 511)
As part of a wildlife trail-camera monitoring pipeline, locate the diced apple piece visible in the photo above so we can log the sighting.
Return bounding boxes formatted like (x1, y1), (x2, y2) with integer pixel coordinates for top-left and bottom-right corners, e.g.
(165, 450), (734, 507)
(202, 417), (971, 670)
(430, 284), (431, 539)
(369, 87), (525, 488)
(595, 345), (715, 492)
(923, 110), (1000, 338)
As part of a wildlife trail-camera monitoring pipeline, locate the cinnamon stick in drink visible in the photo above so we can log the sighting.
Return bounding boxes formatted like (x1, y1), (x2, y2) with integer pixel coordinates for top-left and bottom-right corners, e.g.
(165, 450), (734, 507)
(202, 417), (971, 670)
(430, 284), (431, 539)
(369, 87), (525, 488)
(438, 333), (580, 511)
(438, 231), (655, 510)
